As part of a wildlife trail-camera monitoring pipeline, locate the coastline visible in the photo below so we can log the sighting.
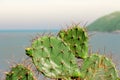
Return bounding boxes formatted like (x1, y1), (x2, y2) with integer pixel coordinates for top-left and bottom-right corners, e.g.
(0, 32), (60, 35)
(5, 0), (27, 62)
(113, 30), (120, 34)
(88, 30), (120, 34)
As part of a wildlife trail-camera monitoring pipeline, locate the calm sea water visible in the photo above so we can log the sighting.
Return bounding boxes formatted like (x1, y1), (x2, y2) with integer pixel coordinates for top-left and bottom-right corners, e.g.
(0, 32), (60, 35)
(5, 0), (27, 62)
(0, 30), (120, 76)
(89, 32), (120, 67)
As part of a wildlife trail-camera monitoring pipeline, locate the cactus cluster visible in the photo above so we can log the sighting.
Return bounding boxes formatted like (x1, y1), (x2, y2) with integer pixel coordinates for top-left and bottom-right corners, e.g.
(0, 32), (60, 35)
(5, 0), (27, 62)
(80, 54), (118, 80)
(6, 64), (36, 80)
(26, 36), (80, 79)
(3, 24), (119, 80)
(58, 25), (88, 59)
(25, 24), (119, 80)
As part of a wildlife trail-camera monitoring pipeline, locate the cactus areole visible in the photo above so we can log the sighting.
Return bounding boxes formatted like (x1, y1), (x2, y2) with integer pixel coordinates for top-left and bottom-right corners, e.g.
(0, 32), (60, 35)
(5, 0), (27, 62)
(26, 36), (80, 79)
(58, 25), (88, 59)
(6, 64), (36, 80)
(80, 54), (119, 80)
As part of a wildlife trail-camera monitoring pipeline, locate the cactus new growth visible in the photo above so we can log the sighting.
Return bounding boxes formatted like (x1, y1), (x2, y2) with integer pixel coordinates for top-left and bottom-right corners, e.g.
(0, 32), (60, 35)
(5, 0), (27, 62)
(58, 25), (88, 59)
(6, 64), (36, 80)
(80, 54), (119, 80)
(25, 36), (80, 79)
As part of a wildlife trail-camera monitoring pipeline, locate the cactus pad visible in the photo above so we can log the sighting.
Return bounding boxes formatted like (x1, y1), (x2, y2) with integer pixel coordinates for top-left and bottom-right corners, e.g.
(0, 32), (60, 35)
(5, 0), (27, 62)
(25, 36), (80, 79)
(6, 64), (36, 80)
(58, 25), (88, 58)
(80, 54), (119, 80)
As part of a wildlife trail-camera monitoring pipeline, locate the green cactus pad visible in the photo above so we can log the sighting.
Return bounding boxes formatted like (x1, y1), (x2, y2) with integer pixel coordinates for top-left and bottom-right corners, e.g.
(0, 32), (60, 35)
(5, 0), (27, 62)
(58, 25), (88, 59)
(80, 54), (119, 80)
(6, 64), (36, 80)
(25, 36), (80, 79)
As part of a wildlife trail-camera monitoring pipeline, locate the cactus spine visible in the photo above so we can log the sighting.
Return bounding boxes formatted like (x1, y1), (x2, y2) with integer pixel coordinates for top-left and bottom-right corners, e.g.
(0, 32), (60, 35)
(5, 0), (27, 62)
(58, 25), (88, 59)
(6, 64), (36, 80)
(26, 36), (80, 79)
(80, 54), (119, 80)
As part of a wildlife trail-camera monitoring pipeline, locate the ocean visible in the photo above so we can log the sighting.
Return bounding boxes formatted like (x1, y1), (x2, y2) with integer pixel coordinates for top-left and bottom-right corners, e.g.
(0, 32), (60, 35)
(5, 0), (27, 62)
(0, 30), (120, 77)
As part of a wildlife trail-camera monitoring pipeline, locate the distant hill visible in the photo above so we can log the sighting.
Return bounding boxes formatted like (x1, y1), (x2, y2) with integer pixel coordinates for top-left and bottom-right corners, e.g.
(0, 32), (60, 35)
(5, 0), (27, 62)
(87, 11), (120, 32)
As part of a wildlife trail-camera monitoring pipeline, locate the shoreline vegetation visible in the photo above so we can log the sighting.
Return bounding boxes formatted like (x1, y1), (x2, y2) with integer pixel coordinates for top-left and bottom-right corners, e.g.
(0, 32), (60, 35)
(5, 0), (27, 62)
(87, 11), (120, 32)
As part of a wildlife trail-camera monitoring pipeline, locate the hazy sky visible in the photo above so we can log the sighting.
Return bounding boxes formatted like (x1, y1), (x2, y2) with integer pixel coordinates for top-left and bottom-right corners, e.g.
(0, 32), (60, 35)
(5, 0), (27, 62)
(0, 0), (120, 30)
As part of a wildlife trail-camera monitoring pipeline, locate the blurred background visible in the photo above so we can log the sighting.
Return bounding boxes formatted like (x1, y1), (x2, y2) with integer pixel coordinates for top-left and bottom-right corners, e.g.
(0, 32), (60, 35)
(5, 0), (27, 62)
(0, 0), (120, 78)
(0, 0), (120, 29)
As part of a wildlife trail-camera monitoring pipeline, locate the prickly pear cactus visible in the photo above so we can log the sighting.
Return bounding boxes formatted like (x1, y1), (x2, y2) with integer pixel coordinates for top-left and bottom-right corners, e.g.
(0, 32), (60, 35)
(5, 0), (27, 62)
(58, 25), (88, 59)
(80, 54), (119, 80)
(6, 64), (36, 80)
(25, 36), (80, 79)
